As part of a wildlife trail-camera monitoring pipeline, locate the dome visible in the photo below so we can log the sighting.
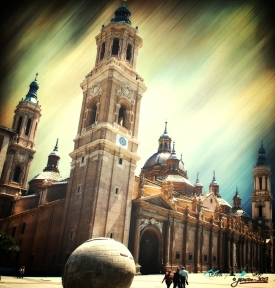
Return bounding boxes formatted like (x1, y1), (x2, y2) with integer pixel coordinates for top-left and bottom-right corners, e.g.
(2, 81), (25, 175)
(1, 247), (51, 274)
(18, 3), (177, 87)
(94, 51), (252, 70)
(143, 151), (185, 171)
(168, 154), (178, 160)
(143, 152), (170, 168)
(111, 2), (131, 25)
(24, 73), (39, 102)
(30, 80), (39, 89)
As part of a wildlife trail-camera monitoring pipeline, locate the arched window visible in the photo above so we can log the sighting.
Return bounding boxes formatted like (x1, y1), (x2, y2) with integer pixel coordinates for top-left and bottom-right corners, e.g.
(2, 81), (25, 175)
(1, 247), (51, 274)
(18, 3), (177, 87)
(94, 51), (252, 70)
(13, 166), (21, 183)
(126, 44), (132, 61)
(159, 143), (163, 149)
(25, 118), (32, 136)
(100, 42), (105, 60)
(259, 205), (262, 217)
(16, 116), (23, 133)
(118, 105), (126, 127)
(112, 38), (119, 55)
(90, 103), (97, 125)
(164, 142), (167, 149)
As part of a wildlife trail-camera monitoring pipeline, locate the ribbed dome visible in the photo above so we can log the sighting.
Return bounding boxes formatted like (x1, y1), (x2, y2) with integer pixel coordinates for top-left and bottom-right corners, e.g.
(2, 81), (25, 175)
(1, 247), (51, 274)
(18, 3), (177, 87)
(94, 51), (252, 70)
(143, 152), (170, 168)
(143, 152), (184, 171)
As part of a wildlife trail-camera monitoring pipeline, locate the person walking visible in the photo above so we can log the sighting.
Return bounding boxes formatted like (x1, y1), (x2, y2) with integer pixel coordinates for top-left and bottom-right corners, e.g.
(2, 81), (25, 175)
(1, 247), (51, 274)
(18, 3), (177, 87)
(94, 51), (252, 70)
(21, 266), (25, 278)
(173, 267), (181, 288)
(162, 270), (173, 288)
(179, 267), (188, 288)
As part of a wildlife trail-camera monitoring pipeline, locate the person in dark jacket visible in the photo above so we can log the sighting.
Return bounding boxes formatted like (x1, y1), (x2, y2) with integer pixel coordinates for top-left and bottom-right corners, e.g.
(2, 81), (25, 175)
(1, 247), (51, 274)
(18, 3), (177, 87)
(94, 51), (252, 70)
(173, 267), (181, 288)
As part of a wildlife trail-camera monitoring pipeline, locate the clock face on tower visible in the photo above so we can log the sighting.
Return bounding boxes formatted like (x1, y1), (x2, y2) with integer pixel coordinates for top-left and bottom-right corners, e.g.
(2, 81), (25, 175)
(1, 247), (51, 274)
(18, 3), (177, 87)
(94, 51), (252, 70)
(119, 136), (126, 146)
(116, 134), (128, 148)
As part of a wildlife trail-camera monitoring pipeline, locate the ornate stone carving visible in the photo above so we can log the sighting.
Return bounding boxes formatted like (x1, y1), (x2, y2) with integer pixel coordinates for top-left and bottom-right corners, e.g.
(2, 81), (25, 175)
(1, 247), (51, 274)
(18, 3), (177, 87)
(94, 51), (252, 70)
(117, 82), (135, 105)
(87, 82), (102, 102)
(140, 218), (163, 233)
(17, 153), (27, 163)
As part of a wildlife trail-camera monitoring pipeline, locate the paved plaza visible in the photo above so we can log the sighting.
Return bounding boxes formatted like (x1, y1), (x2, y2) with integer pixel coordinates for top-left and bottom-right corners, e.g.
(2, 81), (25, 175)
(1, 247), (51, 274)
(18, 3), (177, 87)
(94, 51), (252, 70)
(0, 273), (274, 288)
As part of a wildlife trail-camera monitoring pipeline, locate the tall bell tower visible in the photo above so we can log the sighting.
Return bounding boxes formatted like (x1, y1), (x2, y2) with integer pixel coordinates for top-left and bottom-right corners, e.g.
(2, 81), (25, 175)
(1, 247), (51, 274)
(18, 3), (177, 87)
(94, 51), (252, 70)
(59, 0), (146, 259)
(0, 74), (41, 195)
(251, 141), (273, 239)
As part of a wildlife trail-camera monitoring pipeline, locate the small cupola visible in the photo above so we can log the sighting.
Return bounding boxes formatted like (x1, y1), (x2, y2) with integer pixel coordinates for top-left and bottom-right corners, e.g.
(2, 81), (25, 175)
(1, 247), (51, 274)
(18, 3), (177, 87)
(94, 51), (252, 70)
(232, 187), (242, 210)
(194, 172), (203, 187)
(158, 122), (172, 153)
(43, 139), (60, 173)
(194, 172), (203, 196)
(24, 73), (39, 103)
(167, 142), (180, 172)
(111, 0), (132, 24)
(209, 171), (220, 198)
(256, 141), (267, 165)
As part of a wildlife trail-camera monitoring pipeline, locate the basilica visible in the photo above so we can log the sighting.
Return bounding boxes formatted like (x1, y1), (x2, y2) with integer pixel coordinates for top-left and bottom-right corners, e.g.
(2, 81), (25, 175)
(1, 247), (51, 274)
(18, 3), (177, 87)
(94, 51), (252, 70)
(0, 2), (273, 275)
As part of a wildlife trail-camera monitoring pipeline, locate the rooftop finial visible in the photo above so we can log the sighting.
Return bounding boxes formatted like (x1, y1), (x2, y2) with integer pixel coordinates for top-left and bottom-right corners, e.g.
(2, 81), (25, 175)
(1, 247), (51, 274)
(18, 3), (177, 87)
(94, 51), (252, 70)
(197, 172), (199, 181)
(236, 186), (238, 193)
(172, 141), (175, 153)
(164, 121), (168, 134)
(213, 170), (216, 180)
(122, 0), (127, 6)
(35, 73), (38, 81)
(54, 138), (59, 151)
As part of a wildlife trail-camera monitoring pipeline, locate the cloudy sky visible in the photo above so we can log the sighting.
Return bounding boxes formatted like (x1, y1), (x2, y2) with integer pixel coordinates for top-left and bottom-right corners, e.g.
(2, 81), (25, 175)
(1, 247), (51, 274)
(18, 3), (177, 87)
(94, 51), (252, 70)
(1, 0), (274, 217)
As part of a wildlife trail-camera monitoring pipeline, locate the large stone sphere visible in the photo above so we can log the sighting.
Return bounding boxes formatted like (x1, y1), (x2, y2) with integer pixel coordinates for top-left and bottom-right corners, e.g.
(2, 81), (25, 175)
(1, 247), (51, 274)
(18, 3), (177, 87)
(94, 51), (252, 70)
(62, 237), (136, 288)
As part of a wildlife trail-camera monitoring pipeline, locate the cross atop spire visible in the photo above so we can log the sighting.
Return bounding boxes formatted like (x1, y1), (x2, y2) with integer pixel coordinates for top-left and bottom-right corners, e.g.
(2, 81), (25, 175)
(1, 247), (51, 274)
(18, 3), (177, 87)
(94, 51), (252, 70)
(35, 73), (38, 81)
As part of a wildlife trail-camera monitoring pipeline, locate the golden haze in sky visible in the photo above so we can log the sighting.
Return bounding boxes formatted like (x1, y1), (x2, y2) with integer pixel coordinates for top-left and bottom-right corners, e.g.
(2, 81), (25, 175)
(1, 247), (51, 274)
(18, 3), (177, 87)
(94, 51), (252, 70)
(1, 0), (275, 216)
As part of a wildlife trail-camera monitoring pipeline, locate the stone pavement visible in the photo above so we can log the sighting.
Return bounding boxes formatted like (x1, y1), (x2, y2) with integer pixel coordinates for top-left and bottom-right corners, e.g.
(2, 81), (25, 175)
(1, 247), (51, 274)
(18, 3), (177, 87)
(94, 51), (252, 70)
(0, 273), (274, 288)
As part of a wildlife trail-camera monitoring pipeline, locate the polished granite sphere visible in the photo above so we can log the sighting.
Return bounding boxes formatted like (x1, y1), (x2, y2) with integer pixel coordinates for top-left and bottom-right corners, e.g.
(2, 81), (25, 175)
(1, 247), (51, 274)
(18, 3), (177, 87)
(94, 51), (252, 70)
(62, 237), (136, 288)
